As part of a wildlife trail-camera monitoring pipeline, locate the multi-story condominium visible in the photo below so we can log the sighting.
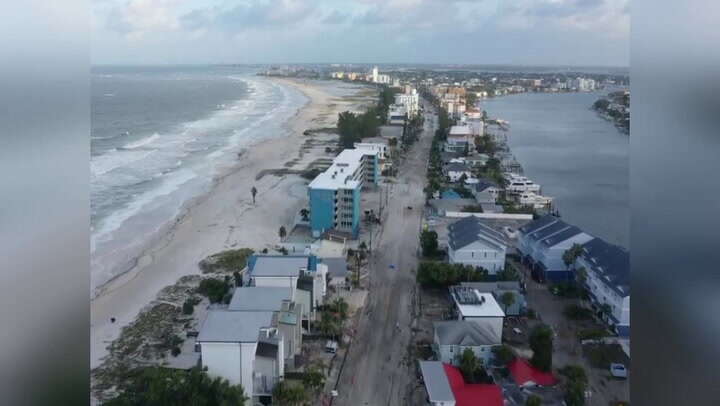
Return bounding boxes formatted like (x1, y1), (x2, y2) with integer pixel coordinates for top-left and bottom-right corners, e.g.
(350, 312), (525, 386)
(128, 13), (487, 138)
(394, 89), (420, 117)
(308, 149), (379, 238)
(574, 238), (630, 337)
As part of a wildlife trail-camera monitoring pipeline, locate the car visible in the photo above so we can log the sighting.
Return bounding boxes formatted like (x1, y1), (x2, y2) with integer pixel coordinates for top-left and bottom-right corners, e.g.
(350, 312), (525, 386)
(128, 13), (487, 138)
(407, 206), (413, 210)
(610, 363), (628, 378)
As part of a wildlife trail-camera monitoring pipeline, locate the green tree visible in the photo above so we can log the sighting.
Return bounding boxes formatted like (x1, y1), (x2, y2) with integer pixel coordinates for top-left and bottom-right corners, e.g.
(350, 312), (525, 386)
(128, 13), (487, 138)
(272, 381), (309, 406)
(456, 348), (493, 384)
(300, 208), (310, 222)
(251, 186), (257, 204)
(526, 395), (542, 406)
(492, 345), (515, 366)
(529, 324), (554, 372)
(500, 291), (516, 313)
(562, 243), (584, 270)
(197, 278), (230, 304)
(181, 299), (194, 315)
(560, 365), (588, 406)
(420, 230), (439, 257)
(104, 366), (248, 406)
(302, 366), (326, 394)
(233, 271), (243, 287)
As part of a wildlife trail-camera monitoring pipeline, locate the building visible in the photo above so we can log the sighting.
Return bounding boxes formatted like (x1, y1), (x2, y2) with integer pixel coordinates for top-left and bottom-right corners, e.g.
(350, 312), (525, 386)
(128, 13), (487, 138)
(320, 257), (349, 289)
(446, 126), (472, 153)
(419, 361), (503, 406)
(449, 286), (505, 340)
(508, 358), (558, 387)
(394, 88), (420, 117)
(470, 180), (501, 203)
(197, 311), (283, 401)
(371, 66), (378, 83)
(308, 148), (380, 238)
(460, 281), (526, 316)
(517, 216), (594, 282)
(447, 216), (507, 273)
(433, 320), (501, 365)
(443, 162), (473, 183)
(575, 238), (630, 336)
(388, 106), (407, 125)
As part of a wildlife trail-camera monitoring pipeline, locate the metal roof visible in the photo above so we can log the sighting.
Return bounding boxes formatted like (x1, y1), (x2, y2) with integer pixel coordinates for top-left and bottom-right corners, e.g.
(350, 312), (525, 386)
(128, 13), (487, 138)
(228, 287), (293, 311)
(320, 257), (349, 278)
(518, 214), (557, 234)
(197, 311), (274, 343)
(581, 238), (630, 296)
(434, 320), (501, 346)
(419, 361), (455, 403)
(250, 255), (311, 277)
(448, 216), (507, 251)
(540, 225), (584, 247)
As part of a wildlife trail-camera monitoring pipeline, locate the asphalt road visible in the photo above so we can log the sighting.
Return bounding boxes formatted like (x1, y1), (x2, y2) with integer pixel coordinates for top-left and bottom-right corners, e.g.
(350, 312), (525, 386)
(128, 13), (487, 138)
(332, 104), (437, 406)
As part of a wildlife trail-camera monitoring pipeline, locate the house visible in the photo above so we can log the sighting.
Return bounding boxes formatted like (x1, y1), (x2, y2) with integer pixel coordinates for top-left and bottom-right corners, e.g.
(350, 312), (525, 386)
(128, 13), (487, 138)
(419, 361), (503, 406)
(428, 198), (478, 217)
(419, 361), (456, 406)
(460, 281), (527, 316)
(470, 179), (502, 203)
(433, 321), (501, 365)
(248, 255), (328, 321)
(197, 311), (283, 401)
(320, 257), (349, 288)
(443, 162), (473, 183)
(517, 216), (594, 282)
(446, 126), (472, 153)
(447, 216), (507, 273)
(575, 238), (630, 337)
(449, 286), (505, 340)
(508, 358), (558, 388)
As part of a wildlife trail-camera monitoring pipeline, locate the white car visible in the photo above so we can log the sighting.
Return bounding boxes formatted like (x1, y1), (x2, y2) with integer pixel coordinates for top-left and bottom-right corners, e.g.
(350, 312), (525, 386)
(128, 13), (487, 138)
(610, 363), (628, 378)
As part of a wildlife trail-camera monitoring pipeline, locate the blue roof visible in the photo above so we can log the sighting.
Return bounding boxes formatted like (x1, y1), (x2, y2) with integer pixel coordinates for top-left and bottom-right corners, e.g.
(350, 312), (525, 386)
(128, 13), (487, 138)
(581, 238), (630, 297)
(519, 215), (558, 234)
(540, 225), (584, 247)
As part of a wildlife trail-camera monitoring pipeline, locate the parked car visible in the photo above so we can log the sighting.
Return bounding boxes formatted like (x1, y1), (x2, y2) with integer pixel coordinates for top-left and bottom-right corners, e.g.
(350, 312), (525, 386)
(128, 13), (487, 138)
(610, 363), (628, 378)
(325, 340), (338, 354)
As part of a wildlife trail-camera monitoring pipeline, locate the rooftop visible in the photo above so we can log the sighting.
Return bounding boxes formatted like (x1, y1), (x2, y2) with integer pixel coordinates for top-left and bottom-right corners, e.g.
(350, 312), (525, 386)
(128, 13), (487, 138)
(518, 214), (558, 234)
(449, 125), (472, 136)
(434, 320), (501, 346)
(581, 238), (630, 296)
(450, 286), (505, 318)
(448, 216), (507, 251)
(419, 361), (455, 403)
(444, 364), (503, 406)
(508, 358), (558, 387)
(539, 225), (585, 247)
(308, 148), (377, 190)
(460, 281), (522, 292)
(444, 162), (471, 172)
(228, 287), (293, 311)
(249, 255), (315, 277)
(320, 257), (348, 278)
(197, 311), (274, 343)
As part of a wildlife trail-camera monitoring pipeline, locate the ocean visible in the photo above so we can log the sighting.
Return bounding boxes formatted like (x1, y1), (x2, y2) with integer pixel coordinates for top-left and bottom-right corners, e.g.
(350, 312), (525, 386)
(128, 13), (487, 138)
(91, 65), (308, 295)
(480, 91), (630, 248)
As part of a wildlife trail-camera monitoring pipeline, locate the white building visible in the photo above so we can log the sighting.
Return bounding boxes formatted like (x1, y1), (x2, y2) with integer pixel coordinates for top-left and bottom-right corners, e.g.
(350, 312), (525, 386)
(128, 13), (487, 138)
(446, 125), (472, 153)
(443, 162), (473, 183)
(419, 361), (456, 406)
(433, 320), (501, 365)
(371, 66), (378, 83)
(449, 286), (505, 340)
(394, 89), (420, 117)
(248, 255), (328, 312)
(197, 311), (284, 400)
(447, 216), (507, 273)
(575, 238), (630, 337)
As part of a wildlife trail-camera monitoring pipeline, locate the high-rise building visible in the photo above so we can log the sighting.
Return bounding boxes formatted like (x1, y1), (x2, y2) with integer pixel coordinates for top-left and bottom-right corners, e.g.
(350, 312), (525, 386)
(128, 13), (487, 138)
(372, 66), (378, 83)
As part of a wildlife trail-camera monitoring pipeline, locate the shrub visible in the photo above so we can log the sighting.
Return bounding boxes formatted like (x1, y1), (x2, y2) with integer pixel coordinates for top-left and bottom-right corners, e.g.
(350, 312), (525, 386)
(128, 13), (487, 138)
(171, 347), (181, 357)
(577, 328), (609, 341)
(197, 278), (230, 303)
(563, 304), (594, 321)
(492, 345), (515, 366)
(529, 324), (553, 371)
(526, 395), (542, 406)
(198, 248), (254, 273)
(182, 299), (194, 315)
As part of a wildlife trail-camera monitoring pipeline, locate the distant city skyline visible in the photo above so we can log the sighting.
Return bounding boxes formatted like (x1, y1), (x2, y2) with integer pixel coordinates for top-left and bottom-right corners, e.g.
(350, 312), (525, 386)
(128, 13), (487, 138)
(92, 0), (629, 67)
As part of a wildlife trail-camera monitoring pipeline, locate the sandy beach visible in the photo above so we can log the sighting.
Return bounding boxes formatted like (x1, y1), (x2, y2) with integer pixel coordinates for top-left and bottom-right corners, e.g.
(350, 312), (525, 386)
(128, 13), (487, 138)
(90, 78), (374, 370)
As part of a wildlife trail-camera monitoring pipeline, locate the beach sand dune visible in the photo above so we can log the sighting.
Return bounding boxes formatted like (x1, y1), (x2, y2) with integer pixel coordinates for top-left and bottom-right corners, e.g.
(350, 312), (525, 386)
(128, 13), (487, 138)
(90, 78), (375, 369)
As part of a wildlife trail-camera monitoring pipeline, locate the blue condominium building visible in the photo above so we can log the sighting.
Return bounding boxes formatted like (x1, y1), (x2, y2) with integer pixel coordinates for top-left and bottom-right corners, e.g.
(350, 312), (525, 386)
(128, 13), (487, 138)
(308, 148), (379, 238)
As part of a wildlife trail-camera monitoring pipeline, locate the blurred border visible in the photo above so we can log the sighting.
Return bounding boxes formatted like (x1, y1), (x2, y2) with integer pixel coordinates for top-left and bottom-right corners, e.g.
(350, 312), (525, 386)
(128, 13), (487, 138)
(0, 1), (89, 405)
(633, 0), (720, 404)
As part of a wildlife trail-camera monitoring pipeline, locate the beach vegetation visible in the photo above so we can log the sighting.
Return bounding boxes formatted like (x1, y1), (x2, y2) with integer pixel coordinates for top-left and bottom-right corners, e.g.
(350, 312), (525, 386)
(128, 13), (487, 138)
(301, 167), (323, 180)
(197, 278), (230, 304)
(416, 262), (492, 288)
(420, 229), (439, 258)
(103, 366), (248, 406)
(198, 248), (254, 273)
(272, 380), (308, 406)
(461, 204), (484, 213)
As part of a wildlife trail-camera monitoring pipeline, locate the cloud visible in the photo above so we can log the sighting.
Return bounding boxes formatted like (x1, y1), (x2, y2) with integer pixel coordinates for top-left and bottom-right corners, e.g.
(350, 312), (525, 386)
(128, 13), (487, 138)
(321, 9), (350, 24)
(105, 0), (182, 39)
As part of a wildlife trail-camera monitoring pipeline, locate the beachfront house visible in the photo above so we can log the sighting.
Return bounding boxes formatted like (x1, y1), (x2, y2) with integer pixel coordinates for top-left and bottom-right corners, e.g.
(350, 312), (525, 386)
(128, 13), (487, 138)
(445, 125), (472, 153)
(575, 238), (630, 337)
(228, 287), (303, 368)
(447, 216), (507, 274)
(518, 215), (594, 282)
(308, 148), (380, 239)
(449, 286), (505, 340)
(433, 320), (501, 365)
(320, 257), (349, 289)
(197, 311), (284, 402)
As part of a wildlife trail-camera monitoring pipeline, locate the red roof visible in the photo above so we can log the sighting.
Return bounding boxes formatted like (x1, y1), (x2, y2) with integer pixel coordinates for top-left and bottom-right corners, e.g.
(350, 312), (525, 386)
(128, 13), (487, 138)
(443, 364), (503, 406)
(508, 358), (558, 387)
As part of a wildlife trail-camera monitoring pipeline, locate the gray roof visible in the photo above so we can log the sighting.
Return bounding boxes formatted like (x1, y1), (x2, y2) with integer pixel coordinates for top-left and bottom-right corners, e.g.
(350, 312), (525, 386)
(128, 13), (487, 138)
(448, 216), (507, 251)
(197, 311), (274, 343)
(518, 214), (558, 234)
(321, 257), (348, 278)
(528, 220), (569, 241)
(434, 320), (501, 346)
(581, 238), (630, 297)
(228, 287), (293, 311)
(252, 256), (308, 277)
(444, 162), (471, 172)
(540, 225), (584, 247)
(419, 361), (454, 403)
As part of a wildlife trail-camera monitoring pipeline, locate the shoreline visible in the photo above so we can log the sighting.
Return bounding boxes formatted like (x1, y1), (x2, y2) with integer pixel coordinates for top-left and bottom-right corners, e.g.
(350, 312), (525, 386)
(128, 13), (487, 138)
(90, 77), (374, 369)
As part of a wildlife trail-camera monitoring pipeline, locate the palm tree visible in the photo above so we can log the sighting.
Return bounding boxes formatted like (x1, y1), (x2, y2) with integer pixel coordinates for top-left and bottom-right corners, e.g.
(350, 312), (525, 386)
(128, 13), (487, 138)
(500, 291), (516, 314)
(278, 226), (287, 241)
(300, 208), (309, 222)
(251, 186), (257, 204)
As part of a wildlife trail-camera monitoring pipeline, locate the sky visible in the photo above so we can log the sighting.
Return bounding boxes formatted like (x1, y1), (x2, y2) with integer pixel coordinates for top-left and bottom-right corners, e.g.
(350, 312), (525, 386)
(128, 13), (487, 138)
(92, 0), (630, 67)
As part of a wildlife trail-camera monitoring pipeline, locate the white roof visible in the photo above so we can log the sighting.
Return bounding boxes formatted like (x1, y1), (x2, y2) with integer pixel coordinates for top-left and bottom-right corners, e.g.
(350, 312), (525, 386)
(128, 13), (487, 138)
(449, 125), (471, 136)
(419, 361), (454, 403)
(197, 311), (274, 343)
(453, 289), (505, 318)
(308, 148), (372, 190)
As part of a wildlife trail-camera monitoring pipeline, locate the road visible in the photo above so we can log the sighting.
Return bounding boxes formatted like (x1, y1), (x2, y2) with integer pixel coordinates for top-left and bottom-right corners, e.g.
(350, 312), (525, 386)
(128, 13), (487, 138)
(332, 103), (436, 406)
